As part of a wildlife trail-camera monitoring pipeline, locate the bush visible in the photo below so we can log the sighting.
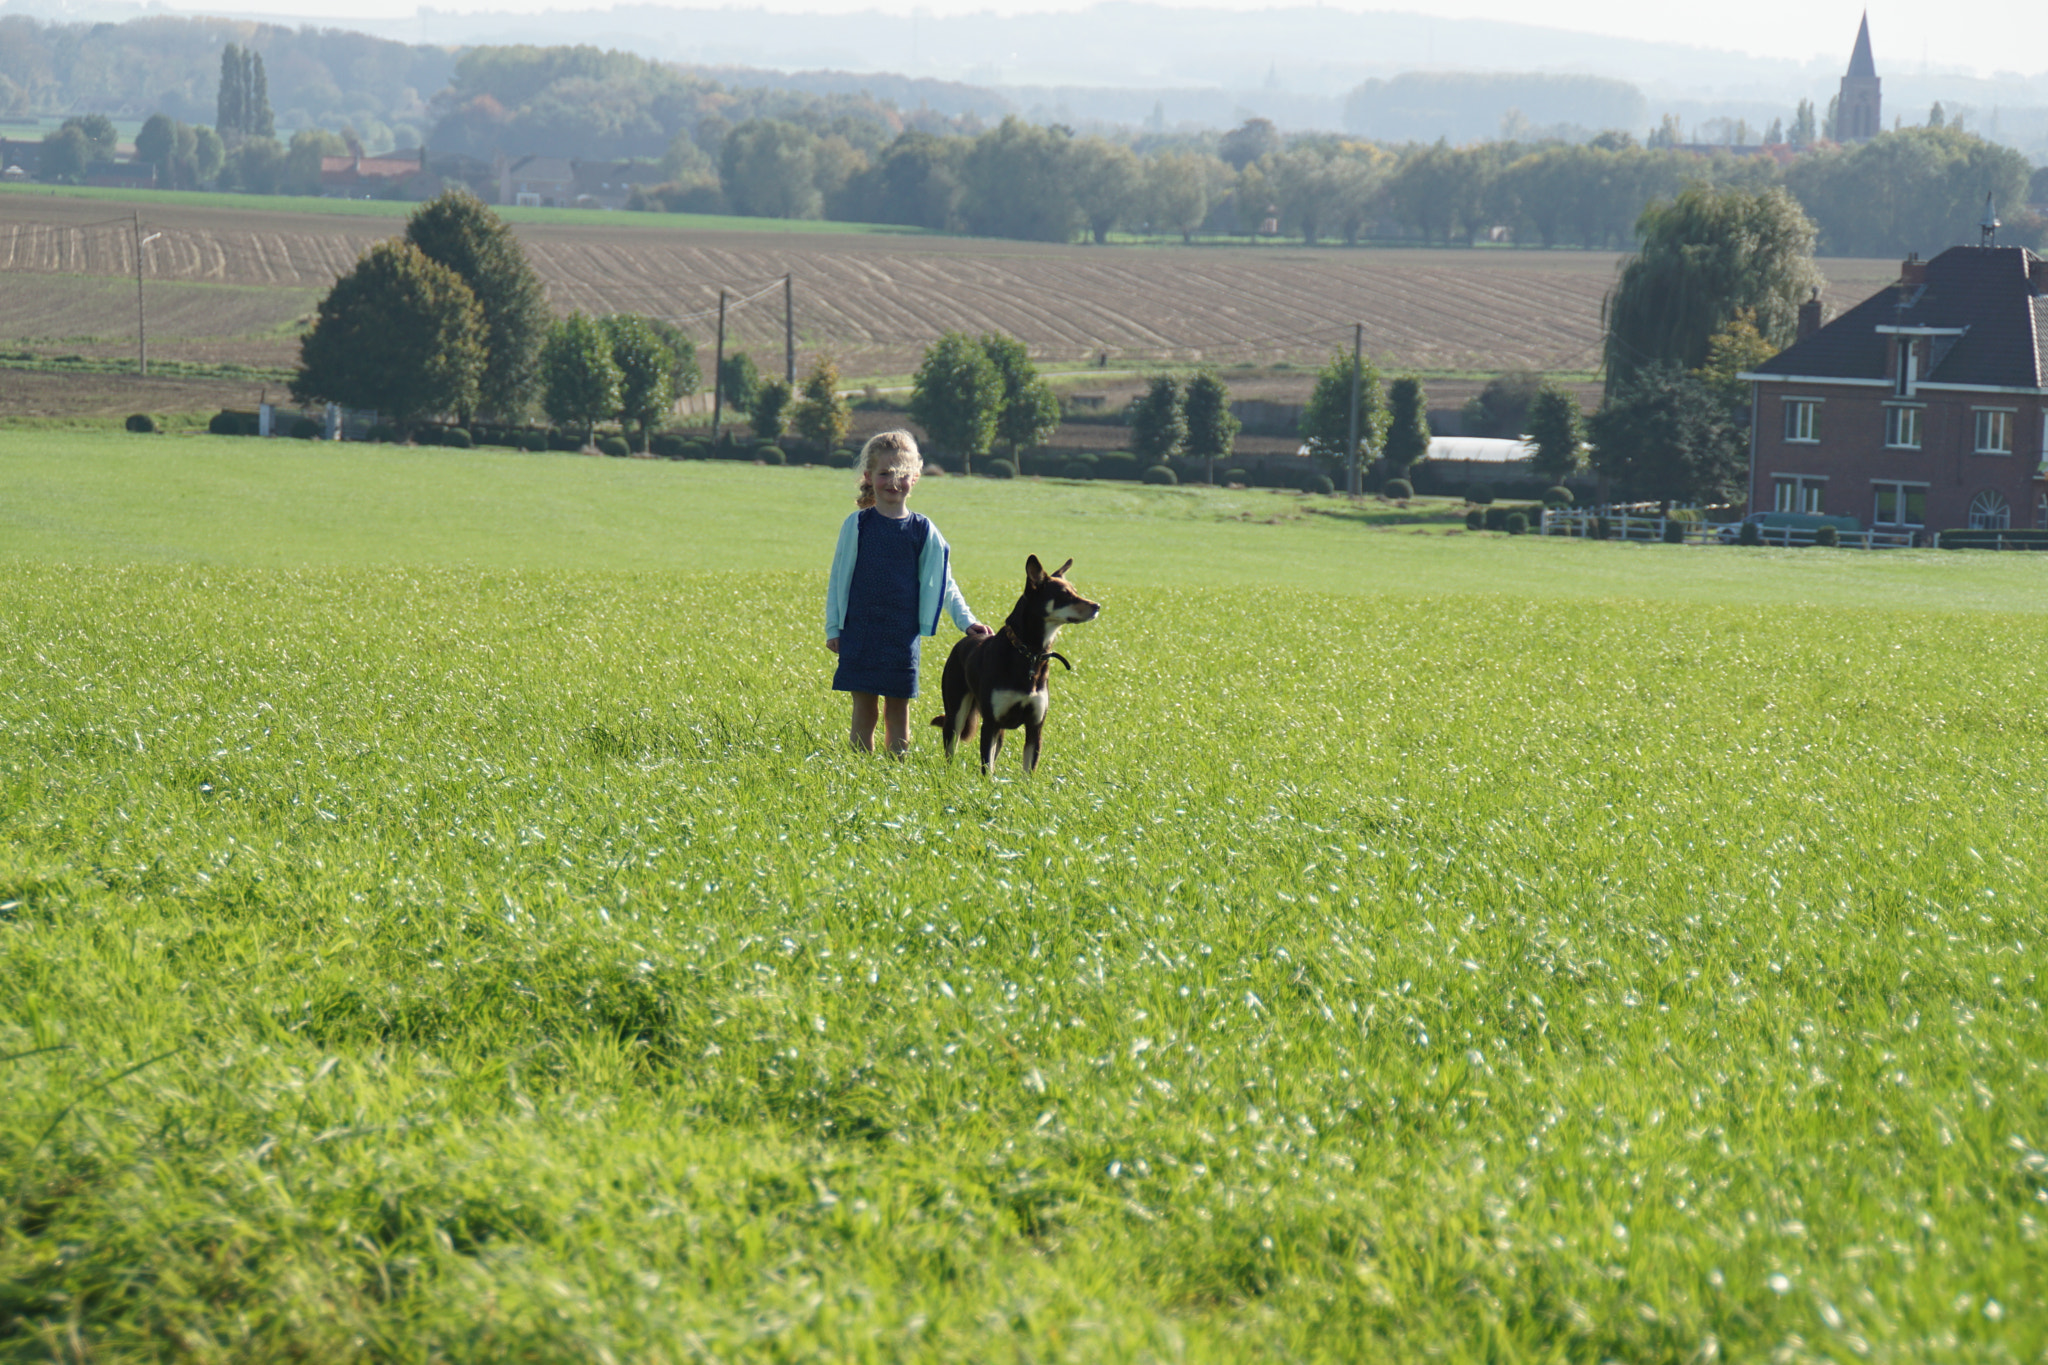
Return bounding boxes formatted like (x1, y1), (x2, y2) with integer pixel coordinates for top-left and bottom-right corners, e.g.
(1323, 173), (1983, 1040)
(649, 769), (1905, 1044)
(1661, 518), (1686, 544)
(548, 430), (581, 452)
(1383, 477), (1413, 500)
(1738, 520), (1764, 546)
(1466, 509), (1485, 530)
(755, 445), (787, 466)
(367, 423), (397, 444)
(1596, 516), (1612, 541)
(1061, 459), (1098, 480)
(596, 435), (632, 457)
(1095, 452), (1140, 482)
(209, 410), (256, 436)
(1813, 524), (1839, 547)
(985, 459), (1017, 480)
(1143, 464), (1177, 486)
(290, 417), (321, 440)
(649, 432), (684, 458)
(522, 431), (548, 452)
(443, 428), (473, 450)
(1301, 472), (1334, 495)
(1505, 511), (1528, 535)
(1222, 468), (1248, 485)
(1465, 483), (1494, 505)
(828, 449), (857, 469)
(1543, 485), (1573, 507)
(124, 413), (157, 433)
(1020, 450), (1065, 478)
(414, 426), (442, 447)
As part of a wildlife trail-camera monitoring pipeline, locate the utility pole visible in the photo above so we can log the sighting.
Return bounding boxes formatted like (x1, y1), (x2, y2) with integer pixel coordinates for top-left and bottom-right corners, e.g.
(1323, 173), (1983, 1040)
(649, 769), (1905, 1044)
(1345, 322), (1362, 497)
(784, 274), (795, 385)
(132, 214), (161, 376)
(710, 288), (727, 445)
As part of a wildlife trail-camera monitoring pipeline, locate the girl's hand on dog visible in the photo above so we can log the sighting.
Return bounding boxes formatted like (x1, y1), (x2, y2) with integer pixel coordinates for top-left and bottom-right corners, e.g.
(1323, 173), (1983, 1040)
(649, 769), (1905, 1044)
(967, 623), (994, 639)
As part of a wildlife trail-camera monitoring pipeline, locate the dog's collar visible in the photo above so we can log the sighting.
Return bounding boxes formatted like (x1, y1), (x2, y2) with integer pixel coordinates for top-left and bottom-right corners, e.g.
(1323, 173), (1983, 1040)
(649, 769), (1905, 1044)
(1000, 622), (1072, 672)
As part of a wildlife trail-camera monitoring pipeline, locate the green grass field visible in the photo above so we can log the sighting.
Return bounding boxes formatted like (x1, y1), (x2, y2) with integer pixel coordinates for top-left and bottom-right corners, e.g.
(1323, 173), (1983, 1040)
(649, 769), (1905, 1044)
(4, 433), (2046, 1361)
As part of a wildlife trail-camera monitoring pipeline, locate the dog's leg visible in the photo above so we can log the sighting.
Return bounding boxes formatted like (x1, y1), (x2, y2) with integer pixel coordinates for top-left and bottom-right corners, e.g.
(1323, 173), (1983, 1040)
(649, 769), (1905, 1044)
(1021, 717), (1044, 776)
(947, 693), (978, 762)
(980, 725), (1003, 773)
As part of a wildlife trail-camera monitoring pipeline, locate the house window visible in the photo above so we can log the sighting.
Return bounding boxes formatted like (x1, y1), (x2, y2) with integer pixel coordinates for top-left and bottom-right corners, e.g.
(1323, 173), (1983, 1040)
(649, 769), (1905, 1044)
(1969, 490), (2011, 530)
(1884, 405), (1923, 449)
(1872, 482), (1927, 527)
(2038, 492), (2047, 529)
(1894, 339), (1917, 397)
(1974, 409), (2014, 455)
(1783, 400), (1818, 442)
(1774, 475), (1825, 514)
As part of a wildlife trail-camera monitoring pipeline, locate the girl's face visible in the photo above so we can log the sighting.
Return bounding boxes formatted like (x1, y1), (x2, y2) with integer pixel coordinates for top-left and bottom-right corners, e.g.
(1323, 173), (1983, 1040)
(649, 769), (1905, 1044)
(870, 459), (920, 516)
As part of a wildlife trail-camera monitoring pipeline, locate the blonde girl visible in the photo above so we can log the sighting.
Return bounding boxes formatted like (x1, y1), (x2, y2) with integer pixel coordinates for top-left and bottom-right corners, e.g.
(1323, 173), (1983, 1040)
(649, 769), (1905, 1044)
(824, 431), (990, 753)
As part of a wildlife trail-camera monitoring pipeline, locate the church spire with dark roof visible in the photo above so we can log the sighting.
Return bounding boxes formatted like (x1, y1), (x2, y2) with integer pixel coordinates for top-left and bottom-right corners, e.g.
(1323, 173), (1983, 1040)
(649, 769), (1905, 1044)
(1847, 12), (1876, 79)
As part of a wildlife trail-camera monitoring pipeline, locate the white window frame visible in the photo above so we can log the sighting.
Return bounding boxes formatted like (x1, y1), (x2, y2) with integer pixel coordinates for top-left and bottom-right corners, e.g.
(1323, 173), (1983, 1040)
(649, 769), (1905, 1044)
(1973, 408), (2014, 455)
(1883, 404), (1923, 450)
(1871, 480), (1928, 528)
(1969, 490), (2012, 531)
(2037, 491), (2047, 530)
(1773, 474), (1825, 515)
(1782, 399), (1819, 443)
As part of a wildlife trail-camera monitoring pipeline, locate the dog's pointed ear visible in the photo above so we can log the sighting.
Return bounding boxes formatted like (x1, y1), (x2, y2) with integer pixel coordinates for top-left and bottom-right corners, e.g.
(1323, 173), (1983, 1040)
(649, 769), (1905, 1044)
(1025, 554), (1044, 585)
(1052, 558), (1073, 578)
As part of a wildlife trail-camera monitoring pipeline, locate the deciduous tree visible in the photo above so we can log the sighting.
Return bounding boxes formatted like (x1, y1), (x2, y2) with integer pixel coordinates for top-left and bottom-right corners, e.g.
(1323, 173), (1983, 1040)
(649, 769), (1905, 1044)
(601, 313), (677, 449)
(1382, 375), (1430, 475)
(978, 333), (1059, 464)
(539, 312), (621, 445)
(292, 240), (485, 440)
(750, 379), (791, 440)
(1300, 347), (1387, 483)
(1603, 185), (1820, 394)
(1182, 371), (1239, 484)
(1587, 363), (1743, 504)
(1129, 376), (1186, 463)
(1525, 384), (1584, 484)
(908, 332), (1002, 474)
(790, 357), (853, 450)
(404, 190), (551, 423)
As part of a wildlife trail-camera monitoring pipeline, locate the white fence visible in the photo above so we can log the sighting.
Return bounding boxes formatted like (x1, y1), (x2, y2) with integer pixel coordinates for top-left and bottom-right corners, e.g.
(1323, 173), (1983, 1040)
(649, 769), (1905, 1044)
(1539, 507), (1915, 549)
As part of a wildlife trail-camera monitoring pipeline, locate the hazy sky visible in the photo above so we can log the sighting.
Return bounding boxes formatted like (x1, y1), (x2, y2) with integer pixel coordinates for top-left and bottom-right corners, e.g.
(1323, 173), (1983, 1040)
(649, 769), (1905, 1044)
(184, 0), (2026, 80)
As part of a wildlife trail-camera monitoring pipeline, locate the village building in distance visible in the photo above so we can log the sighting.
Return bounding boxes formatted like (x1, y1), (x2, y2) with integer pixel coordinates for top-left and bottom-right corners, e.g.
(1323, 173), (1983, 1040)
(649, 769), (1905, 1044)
(1742, 234), (2048, 538)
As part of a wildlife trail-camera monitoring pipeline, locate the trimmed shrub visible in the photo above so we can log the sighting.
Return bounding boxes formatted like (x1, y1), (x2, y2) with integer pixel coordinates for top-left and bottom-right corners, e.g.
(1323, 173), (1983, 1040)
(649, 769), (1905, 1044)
(1061, 459), (1098, 480)
(548, 430), (581, 452)
(1813, 523), (1839, 547)
(755, 445), (787, 466)
(1595, 516), (1612, 541)
(209, 410), (256, 436)
(1738, 520), (1763, 546)
(1383, 478), (1413, 500)
(1661, 518), (1686, 544)
(1505, 511), (1529, 535)
(1221, 468), (1248, 485)
(828, 449), (857, 469)
(522, 431), (548, 452)
(1466, 509), (1485, 530)
(290, 417), (321, 440)
(1301, 472), (1334, 495)
(649, 432), (684, 458)
(1097, 452), (1141, 481)
(124, 413), (157, 433)
(985, 459), (1017, 480)
(596, 435), (632, 457)
(1465, 482), (1494, 505)
(1143, 464), (1177, 486)
(415, 426), (443, 447)
(1543, 485), (1573, 507)
(443, 428), (473, 450)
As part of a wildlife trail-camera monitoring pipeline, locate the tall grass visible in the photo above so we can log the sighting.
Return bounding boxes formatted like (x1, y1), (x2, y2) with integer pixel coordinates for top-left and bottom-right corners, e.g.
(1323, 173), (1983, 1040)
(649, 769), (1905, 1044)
(2, 437), (2044, 1359)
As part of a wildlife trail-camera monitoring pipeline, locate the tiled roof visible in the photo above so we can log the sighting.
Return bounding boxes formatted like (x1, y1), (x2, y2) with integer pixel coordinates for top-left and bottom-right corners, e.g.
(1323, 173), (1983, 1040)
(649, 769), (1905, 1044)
(1752, 246), (2045, 390)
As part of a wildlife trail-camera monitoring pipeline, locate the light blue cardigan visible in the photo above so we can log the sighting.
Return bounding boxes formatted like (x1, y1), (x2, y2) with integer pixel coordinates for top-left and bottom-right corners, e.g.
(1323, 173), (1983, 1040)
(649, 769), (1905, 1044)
(825, 510), (978, 642)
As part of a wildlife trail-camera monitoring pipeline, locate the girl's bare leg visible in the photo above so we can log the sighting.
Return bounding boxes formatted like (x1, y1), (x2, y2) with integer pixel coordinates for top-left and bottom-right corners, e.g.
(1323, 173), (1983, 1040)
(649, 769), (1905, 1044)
(849, 692), (879, 752)
(881, 696), (912, 755)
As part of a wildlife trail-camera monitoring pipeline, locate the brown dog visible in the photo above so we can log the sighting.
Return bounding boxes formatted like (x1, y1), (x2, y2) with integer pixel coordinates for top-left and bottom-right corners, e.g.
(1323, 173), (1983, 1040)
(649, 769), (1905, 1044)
(932, 555), (1100, 773)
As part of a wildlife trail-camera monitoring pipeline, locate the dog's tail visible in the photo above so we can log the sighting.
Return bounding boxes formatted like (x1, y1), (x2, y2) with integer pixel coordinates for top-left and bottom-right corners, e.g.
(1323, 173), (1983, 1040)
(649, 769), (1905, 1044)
(929, 714), (947, 729)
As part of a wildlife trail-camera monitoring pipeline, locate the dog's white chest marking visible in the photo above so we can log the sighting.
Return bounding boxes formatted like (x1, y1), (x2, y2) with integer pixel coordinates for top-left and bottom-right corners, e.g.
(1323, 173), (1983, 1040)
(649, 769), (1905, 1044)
(989, 686), (1047, 726)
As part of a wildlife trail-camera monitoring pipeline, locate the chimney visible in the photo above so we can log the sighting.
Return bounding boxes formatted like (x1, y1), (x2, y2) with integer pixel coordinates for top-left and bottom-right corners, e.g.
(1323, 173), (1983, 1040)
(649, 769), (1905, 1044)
(1797, 289), (1824, 341)
(1900, 251), (1927, 286)
(2031, 255), (2048, 296)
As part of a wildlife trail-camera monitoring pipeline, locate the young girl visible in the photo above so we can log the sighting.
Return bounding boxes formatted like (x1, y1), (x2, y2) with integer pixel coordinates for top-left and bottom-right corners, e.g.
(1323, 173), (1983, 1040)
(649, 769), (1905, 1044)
(824, 430), (991, 754)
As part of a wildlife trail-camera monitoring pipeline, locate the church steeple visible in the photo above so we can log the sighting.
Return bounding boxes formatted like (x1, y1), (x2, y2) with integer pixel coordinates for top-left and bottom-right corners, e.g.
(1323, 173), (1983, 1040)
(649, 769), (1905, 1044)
(1838, 13), (1882, 142)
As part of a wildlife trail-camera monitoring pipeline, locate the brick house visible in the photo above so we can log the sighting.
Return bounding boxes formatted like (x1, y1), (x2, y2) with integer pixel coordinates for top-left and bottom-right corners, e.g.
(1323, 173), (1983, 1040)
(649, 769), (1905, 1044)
(1743, 244), (2048, 538)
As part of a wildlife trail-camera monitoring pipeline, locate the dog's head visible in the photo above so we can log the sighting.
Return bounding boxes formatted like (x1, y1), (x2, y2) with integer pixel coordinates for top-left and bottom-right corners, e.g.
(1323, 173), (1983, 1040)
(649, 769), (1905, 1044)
(1025, 555), (1101, 625)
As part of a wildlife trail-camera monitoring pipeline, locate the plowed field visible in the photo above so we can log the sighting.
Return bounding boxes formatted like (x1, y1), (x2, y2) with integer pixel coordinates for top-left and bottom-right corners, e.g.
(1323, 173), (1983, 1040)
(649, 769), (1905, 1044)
(0, 190), (1905, 412)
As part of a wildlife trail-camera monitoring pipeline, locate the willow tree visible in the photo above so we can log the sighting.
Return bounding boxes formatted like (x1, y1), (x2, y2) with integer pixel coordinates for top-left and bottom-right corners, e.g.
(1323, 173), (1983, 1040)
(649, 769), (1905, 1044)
(1601, 185), (1821, 394)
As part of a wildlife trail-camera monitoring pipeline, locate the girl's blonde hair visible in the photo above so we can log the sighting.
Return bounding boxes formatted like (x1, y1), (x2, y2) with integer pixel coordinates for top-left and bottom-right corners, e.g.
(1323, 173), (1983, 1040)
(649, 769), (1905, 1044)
(854, 429), (923, 509)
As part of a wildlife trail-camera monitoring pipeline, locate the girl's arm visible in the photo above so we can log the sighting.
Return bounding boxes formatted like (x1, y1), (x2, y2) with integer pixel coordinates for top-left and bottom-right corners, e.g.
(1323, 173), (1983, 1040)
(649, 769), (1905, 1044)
(824, 513), (860, 642)
(941, 561), (978, 634)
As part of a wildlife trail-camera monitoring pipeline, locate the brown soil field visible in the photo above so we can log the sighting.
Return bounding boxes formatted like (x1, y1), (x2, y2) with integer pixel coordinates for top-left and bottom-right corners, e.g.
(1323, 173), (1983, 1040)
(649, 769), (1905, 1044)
(0, 191), (1909, 420)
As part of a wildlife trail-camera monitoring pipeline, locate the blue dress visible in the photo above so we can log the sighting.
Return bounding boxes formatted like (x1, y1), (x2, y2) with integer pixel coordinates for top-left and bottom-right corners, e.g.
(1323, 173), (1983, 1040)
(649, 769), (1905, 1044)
(833, 509), (929, 699)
